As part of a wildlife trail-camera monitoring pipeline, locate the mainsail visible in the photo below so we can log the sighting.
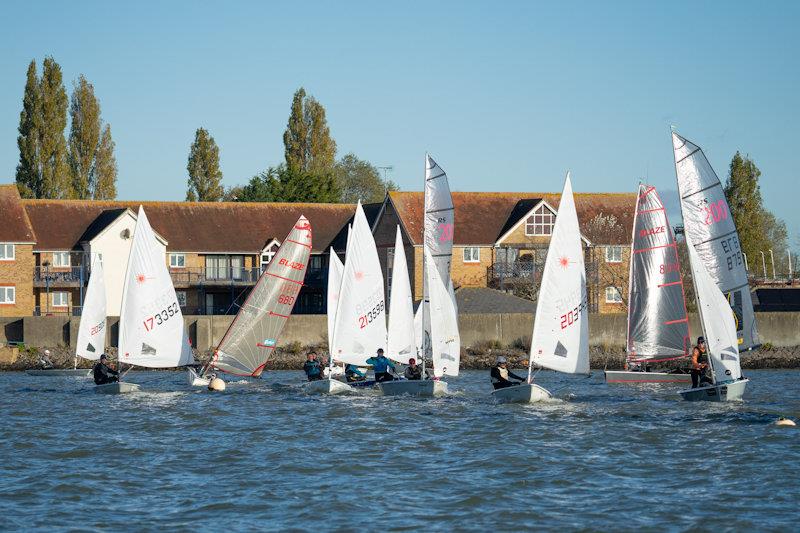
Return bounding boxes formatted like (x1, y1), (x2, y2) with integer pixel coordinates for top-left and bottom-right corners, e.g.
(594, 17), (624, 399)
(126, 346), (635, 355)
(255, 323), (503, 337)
(327, 246), (344, 347)
(387, 226), (416, 364)
(75, 255), (107, 361)
(685, 232), (742, 383)
(530, 173), (589, 375)
(672, 132), (758, 350)
(626, 184), (691, 362)
(425, 248), (460, 377)
(212, 216), (312, 377)
(330, 202), (387, 366)
(119, 207), (194, 368)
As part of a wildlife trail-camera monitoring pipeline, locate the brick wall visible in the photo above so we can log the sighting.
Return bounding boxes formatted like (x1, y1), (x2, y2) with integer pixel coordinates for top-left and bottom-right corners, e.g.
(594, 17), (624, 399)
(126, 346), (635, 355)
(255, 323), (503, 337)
(596, 245), (629, 314)
(0, 244), (35, 317)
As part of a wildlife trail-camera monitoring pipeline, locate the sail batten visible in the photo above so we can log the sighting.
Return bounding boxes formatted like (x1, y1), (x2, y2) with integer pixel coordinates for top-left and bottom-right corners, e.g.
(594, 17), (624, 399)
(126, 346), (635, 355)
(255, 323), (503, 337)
(212, 217), (312, 376)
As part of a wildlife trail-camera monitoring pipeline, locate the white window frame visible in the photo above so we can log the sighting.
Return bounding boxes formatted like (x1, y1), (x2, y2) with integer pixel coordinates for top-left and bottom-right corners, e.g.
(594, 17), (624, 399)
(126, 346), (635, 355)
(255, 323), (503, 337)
(261, 242), (280, 269)
(52, 291), (69, 307)
(0, 286), (15, 304)
(52, 252), (71, 268)
(605, 246), (622, 263)
(605, 286), (623, 304)
(525, 204), (556, 236)
(0, 244), (15, 261)
(463, 247), (480, 263)
(169, 253), (186, 268)
(176, 290), (187, 307)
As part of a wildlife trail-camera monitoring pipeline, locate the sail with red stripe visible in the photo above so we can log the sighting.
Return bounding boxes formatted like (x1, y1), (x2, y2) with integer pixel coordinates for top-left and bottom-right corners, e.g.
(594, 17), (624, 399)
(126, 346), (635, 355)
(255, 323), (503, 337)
(212, 216), (312, 376)
(626, 183), (691, 363)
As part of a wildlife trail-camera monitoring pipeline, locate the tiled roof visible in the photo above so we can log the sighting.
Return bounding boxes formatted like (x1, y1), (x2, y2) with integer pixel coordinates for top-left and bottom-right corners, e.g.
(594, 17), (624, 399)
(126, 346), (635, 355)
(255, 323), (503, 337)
(454, 287), (536, 314)
(21, 198), (356, 252)
(390, 190), (636, 246)
(0, 185), (36, 243)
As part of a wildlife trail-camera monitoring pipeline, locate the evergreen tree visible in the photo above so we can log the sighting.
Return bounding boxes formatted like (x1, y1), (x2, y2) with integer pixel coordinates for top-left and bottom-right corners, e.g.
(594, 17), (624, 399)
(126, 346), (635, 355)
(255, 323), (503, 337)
(15, 60), (40, 198)
(93, 125), (117, 200)
(38, 56), (70, 198)
(186, 128), (224, 201)
(282, 87), (337, 175)
(67, 75), (101, 199)
(238, 165), (340, 203)
(334, 153), (398, 203)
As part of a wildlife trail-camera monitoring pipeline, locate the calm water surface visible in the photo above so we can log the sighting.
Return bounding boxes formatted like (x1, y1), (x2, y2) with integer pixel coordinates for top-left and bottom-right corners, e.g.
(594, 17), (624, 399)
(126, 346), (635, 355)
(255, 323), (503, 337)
(1, 369), (798, 532)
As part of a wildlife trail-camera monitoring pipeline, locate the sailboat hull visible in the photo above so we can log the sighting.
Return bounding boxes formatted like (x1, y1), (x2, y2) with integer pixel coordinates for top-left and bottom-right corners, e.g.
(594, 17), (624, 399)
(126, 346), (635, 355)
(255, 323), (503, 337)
(491, 383), (552, 404)
(605, 370), (691, 384)
(304, 378), (354, 395)
(378, 379), (448, 397)
(679, 378), (749, 402)
(94, 382), (141, 394)
(26, 369), (91, 377)
(187, 368), (210, 387)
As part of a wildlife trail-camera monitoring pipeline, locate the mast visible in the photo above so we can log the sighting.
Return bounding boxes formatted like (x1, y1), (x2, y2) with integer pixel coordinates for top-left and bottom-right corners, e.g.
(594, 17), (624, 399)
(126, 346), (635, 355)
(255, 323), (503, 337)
(421, 153), (428, 379)
(625, 182), (641, 366)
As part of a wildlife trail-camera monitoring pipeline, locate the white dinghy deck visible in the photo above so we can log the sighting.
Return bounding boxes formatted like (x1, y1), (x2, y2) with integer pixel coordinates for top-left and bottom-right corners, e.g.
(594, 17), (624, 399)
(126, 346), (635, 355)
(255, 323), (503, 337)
(491, 383), (552, 404)
(94, 382), (141, 394)
(303, 378), (354, 395)
(26, 369), (92, 377)
(604, 370), (691, 384)
(378, 379), (448, 397)
(187, 368), (210, 387)
(679, 378), (749, 402)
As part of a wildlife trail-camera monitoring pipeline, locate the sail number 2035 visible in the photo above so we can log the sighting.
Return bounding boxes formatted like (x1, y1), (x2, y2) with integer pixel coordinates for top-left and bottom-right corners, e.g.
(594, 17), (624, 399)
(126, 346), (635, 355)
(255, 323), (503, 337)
(143, 302), (179, 331)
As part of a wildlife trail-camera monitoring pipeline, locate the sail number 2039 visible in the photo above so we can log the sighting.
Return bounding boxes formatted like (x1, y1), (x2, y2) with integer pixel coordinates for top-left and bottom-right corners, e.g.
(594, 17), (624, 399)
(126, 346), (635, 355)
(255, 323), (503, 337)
(143, 302), (179, 331)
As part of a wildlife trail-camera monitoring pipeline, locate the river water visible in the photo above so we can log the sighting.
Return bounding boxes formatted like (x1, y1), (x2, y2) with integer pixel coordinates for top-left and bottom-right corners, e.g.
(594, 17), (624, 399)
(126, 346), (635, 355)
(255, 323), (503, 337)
(1, 369), (798, 532)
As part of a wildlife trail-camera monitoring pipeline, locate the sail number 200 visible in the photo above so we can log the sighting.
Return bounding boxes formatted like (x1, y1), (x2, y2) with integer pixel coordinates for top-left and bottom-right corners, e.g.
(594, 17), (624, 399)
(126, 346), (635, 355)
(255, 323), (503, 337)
(143, 302), (179, 331)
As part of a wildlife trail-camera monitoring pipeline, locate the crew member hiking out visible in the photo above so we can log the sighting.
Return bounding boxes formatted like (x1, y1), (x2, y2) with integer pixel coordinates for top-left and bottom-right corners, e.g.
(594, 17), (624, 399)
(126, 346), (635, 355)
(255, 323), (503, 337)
(93, 354), (119, 385)
(303, 352), (323, 382)
(490, 356), (526, 390)
(366, 349), (396, 382)
(690, 336), (713, 388)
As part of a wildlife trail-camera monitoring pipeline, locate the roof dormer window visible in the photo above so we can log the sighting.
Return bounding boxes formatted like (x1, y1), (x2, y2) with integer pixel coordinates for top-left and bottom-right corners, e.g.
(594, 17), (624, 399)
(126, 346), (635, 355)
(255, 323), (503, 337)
(525, 204), (555, 236)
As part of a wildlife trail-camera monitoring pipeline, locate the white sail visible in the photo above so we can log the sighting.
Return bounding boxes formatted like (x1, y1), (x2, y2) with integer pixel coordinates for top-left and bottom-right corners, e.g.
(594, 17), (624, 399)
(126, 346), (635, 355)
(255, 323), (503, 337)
(672, 132), (758, 350)
(685, 232), (742, 383)
(387, 226), (416, 364)
(331, 202), (387, 366)
(327, 246), (344, 347)
(530, 173), (590, 375)
(75, 255), (107, 361)
(425, 247), (460, 377)
(213, 216), (313, 377)
(119, 207), (194, 368)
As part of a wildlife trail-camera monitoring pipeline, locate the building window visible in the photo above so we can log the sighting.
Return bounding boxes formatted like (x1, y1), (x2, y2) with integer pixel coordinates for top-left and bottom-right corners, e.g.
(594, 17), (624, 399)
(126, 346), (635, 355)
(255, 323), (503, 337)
(0, 286), (15, 304)
(605, 246), (622, 263)
(169, 253), (186, 268)
(53, 292), (69, 307)
(605, 286), (623, 303)
(0, 244), (15, 261)
(525, 204), (555, 236)
(176, 290), (187, 307)
(310, 255), (323, 270)
(386, 248), (394, 292)
(463, 247), (480, 263)
(52, 252), (71, 267)
(261, 241), (280, 270)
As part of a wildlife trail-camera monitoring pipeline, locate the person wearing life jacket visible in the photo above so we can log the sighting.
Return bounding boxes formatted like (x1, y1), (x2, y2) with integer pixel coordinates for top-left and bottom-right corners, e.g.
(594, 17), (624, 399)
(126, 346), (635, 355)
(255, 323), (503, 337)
(303, 352), (323, 382)
(93, 354), (119, 385)
(690, 336), (712, 388)
(345, 364), (366, 382)
(404, 358), (422, 380)
(490, 356), (525, 390)
(366, 348), (396, 382)
(39, 349), (54, 369)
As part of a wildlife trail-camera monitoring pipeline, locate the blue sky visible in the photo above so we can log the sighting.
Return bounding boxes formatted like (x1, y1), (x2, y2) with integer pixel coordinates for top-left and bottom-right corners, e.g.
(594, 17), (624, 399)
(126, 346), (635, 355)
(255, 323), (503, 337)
(1, 1), (798, 243)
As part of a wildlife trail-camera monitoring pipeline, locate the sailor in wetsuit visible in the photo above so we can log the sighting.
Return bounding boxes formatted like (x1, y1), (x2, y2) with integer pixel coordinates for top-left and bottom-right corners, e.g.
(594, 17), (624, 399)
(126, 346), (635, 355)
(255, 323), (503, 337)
(345, 364), (366, 382)
(690, 336), (713, 388)
(404, 358), (422, 380)
(303, 352), (323, 381)
(93, 354), (119, 385)
(490, 356), (526, 389)
(366, 349), (396, 382)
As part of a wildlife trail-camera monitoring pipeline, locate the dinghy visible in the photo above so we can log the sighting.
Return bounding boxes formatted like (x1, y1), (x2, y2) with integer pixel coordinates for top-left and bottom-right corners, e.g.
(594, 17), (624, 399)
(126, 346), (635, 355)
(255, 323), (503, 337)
(27, 256), (108, 378)
(492, 173), (590, 403)
(313, 203), (387, 394)
(605, 184), (692, 385)
(105, 206), (195, 394)
(201, 216), (312, 385)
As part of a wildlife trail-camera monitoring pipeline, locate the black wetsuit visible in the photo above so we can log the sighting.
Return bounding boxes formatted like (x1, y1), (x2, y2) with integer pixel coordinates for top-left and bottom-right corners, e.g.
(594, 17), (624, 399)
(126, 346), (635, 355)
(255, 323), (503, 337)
(690, 348), (713, 388)
(303, 360), (323, 381)
(490, 365), (525, 390)
(92, 362), (119, 385)
(404, 365), (422, 380)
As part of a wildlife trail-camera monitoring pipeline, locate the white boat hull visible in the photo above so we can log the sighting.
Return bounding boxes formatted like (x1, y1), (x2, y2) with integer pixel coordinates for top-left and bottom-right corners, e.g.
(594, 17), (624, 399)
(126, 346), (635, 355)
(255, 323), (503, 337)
(605, 370), (691, 384)
(187, 368), (210, 387)
(378, 379), (448, 397)
(26, 368), (91, 377)
(303, 378), (354, 395)
(94, 382), (141, 394)
(679, 378), (749, 402)
(491, 383), (552, 404)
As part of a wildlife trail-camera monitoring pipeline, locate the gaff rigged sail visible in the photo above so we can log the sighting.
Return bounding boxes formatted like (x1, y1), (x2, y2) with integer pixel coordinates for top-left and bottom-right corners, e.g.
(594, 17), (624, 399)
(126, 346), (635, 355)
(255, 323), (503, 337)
(212, 216), (312, 377)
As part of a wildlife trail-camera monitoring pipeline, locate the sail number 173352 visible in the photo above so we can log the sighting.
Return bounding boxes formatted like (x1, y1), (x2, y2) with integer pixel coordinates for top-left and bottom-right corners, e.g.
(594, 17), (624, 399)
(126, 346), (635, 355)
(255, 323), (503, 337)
(143, 302), (179, 331)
